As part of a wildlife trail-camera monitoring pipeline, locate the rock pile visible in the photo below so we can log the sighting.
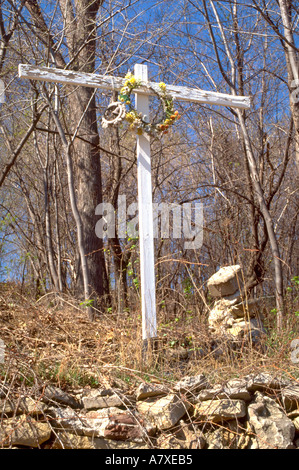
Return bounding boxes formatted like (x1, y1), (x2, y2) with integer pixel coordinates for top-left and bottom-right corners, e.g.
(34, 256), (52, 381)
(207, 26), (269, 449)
(207, 265), (267, 345)
(0, 372), (298, 449)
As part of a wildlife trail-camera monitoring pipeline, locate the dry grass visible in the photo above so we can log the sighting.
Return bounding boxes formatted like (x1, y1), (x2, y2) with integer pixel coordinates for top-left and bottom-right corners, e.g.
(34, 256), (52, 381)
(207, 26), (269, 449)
(0, 281), (298, 394)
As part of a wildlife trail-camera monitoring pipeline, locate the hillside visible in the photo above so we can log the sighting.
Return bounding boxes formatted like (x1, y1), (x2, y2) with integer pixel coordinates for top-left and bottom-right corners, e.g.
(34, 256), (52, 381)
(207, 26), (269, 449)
(0, 282), (298, 449)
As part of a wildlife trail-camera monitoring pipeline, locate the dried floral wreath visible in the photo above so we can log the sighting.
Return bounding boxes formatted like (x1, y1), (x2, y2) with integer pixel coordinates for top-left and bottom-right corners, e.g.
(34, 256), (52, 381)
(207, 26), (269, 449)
(102, 72), (181, 136)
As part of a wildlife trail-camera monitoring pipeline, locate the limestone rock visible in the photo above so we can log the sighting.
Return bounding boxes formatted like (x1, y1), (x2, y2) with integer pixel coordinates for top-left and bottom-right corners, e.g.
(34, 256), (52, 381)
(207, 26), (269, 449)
(194, 399), (246, 423)
(230, 298), (264, 319)
(226, 318), (266, 344)
(0, 396), (46, 417)
(226, 323), (244, 337)
(52, 432), (95, 449)
(93, 438), (149, 449)
(206, 421), (244, 449)
(176, 422), (206, 449)
(0, 415), (51, 447)
(220, 290), (242, 304)
(196, 380), (251, 402)
(209, 302), (265, 343)
(208, 298), (237, 333)
(19, 397), (47, 416)
(52, 432), (149, 449)
(137, 394), (191, 430)
(196, 379), (251, 402)
(49, 406), (121, 436)
(224, 379), (252, 401)
(287, 409), (299, 420)
(157, 421), (205, 449)
(102, 411), (155, 441)
(156, 434), (186, 449)
(1, 373), (298, 449)
(136, 383), (168, 401)
(246, 373), (290, 392)
(49, 405), (154, 442)
(207, 265), (242, 297)
(82, 389), (130, 409)
(0, 397), (18, 416)
(174, 374), (209, 395)
(247, 392), (295, 449)
(81, 387), (115, 397)
(197, 385), (225, 401)
(43, 385), (81, 408)
(206, 266), (268, 347)
(281, 383), (299, 411)
(293, 417), (299, 433)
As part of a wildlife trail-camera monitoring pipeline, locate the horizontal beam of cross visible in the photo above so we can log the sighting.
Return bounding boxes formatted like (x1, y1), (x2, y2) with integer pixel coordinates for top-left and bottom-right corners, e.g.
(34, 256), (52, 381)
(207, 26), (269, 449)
(19, 64), (250, 109)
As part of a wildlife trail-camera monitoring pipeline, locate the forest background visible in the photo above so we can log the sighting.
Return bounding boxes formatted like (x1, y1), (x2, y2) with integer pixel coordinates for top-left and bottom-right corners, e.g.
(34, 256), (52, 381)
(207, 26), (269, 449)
(0, 1), (298, 373)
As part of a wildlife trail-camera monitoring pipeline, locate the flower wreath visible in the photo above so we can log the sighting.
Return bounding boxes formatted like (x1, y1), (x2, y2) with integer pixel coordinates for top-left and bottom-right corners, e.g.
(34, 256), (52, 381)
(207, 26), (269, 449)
(101, 72), (181, 136)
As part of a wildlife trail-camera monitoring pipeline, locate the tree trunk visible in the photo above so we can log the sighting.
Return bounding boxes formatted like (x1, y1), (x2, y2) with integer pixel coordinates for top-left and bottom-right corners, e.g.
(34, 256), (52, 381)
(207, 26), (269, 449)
(62, 0), (108, 301)
(270, 0), (299, 174)
(237, 110), (285, 329)
(205, 0), (285, 329)
(25, 0), (109, 304)
(290, 99), (299, 175)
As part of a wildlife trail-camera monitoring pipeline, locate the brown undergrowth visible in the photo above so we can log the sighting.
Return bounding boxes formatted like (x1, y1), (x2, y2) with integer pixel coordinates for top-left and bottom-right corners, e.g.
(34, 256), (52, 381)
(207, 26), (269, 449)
(0, 281), (298, 449)
(0, 281), (298, 394)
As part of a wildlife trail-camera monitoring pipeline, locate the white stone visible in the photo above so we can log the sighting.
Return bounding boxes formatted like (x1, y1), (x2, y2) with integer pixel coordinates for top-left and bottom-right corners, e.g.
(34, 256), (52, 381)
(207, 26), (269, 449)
(49, 406), (154, 442)
(206, 421), (243, 449)
(293, 416), (299, 433)
(224, 379), (252, 401)
(136, 383), (168, 400)
(174, 374), (209, 394)
(207, 265), (242, 297)
(52, 432), (150, 449)
(49, 406), (121, 437)
(246, 373), (290, 392)
(82, 390), (130, 409)
(137, 394), (191, 430)
(0, 416), (51, 447)
(194, 399), (246, 423)
(281, 383), (299, 411)
(247, 392), (295, 449)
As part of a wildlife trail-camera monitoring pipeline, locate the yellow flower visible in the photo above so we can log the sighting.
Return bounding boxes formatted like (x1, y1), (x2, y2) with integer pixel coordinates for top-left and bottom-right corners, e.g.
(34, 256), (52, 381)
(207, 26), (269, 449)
(125, 112), (135, 123)
(125, 72), (132, 79)
(129, 76), (137, 86)
(159, 82), (166, 92)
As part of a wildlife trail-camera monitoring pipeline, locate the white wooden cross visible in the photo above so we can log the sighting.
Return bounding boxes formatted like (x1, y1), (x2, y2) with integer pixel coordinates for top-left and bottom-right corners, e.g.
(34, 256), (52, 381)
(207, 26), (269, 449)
(18, 63), (250, 348)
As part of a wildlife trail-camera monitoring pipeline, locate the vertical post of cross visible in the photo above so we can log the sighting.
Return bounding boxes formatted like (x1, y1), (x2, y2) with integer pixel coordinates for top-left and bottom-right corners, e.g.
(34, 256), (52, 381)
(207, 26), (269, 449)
(0, 339), (5, 364)
(134, 64), (157, 353)
(0, 79), (5, 103)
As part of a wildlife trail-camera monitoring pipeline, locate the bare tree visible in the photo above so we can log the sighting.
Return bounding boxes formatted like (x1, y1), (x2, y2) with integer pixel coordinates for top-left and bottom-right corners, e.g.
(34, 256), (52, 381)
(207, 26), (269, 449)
(21, 0), (108, 307)
(251, 0), (299, 174)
